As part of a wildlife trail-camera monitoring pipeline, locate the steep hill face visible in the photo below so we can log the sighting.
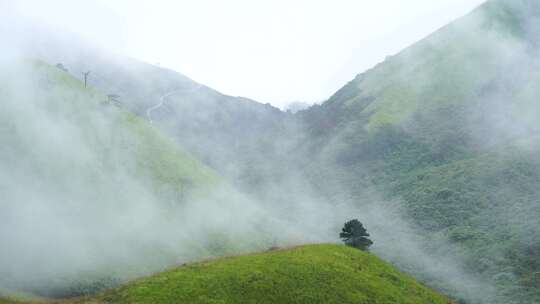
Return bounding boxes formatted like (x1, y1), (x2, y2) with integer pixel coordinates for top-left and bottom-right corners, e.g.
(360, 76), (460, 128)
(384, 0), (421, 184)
(297, 0), (540, 303)
(0, 60), (286, 299)
(0, 58), (362, 302)
(2, 245), (452, 304)
(29, 41), (307, 216)
(0, 59), (216, 295)
(27, 39), (294, 185)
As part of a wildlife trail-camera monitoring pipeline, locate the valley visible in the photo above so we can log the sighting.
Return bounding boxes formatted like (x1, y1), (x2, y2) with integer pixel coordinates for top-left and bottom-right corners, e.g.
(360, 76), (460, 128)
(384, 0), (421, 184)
(2, 0), (540, 303)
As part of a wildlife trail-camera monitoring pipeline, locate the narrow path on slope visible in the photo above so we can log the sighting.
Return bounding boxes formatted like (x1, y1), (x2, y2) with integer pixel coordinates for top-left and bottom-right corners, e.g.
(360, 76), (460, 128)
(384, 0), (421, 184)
(146, 91), (180, 125)
(146, 84), (204, 125)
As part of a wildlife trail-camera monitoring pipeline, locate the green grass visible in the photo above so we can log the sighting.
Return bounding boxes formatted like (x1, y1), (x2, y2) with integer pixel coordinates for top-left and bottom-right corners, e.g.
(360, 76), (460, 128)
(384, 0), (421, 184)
(21, 244), (451, 304)
(35, 60), (220, 191)
(299, 1), (540, 303)
(0, 59), (222, 205)
(320, 0), (525, 131)
(0, 60), (241, 297)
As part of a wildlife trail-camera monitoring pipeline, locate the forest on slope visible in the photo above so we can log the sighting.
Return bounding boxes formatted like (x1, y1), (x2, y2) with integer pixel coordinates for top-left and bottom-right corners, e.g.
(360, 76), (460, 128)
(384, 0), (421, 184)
(297, 1), (540, 303)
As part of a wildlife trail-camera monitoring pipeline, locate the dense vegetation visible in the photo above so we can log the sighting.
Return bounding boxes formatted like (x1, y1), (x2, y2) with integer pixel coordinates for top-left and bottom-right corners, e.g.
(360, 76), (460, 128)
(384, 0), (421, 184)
(340, 219), (373, 251)
(296, 1), (540, 303)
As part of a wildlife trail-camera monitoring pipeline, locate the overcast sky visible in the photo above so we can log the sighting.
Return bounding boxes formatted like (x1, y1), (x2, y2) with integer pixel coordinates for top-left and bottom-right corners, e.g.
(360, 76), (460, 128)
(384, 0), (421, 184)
(8, 0), (485, 108)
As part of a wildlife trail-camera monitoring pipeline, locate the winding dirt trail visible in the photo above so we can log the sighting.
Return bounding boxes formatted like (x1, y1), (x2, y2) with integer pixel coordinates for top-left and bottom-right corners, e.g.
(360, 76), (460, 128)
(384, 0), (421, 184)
(146, 91), (180, 125)
(145, 84), (204, 125)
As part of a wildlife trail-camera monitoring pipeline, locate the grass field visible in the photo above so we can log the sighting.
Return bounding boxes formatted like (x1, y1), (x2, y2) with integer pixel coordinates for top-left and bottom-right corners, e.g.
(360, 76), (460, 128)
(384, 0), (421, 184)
(2, 244), (453, 304)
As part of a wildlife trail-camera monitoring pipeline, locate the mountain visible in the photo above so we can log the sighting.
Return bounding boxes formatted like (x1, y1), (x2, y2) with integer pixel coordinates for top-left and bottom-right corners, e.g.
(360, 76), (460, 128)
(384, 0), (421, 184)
(0, 58), (217, 295)
(0, 56), (356, 302)
(0, 59), (290, 299)
(23, 1), (540, 302)
(30, 40), (310, 214)
(296, 0), (540, 303)
(1, 245), (453, 304)
(4, 0), (540, 303)
(27, 40), (294, 184)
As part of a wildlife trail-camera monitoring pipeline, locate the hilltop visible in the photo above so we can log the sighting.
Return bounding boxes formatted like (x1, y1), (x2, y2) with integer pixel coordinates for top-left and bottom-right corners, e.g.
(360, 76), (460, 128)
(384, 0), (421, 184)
(1, 245), (453, 304)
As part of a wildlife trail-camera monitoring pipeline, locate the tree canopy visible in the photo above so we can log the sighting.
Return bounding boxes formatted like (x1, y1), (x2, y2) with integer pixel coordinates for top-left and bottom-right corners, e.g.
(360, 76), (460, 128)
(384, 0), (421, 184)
(340, 219), (373, 251)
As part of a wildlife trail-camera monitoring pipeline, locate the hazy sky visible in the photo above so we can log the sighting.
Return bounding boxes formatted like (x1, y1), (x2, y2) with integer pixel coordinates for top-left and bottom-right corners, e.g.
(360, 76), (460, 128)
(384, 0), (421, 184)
(9, 0), (485, 108)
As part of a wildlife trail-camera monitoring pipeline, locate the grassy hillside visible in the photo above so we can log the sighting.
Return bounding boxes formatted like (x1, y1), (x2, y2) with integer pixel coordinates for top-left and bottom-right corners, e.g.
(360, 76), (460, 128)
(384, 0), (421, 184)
(298, 1), (540, 303)
(305, 0), (532, 132)
(33, 44), (294, 186)
(0, 60), (267, 298)
(6, 1), (539, 303)
(0, 60), (220, 191)
(7, 245), (451, 304)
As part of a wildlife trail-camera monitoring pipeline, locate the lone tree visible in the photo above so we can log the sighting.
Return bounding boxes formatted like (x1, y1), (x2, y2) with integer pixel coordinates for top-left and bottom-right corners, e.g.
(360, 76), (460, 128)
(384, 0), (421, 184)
(340, 219), (373, 251)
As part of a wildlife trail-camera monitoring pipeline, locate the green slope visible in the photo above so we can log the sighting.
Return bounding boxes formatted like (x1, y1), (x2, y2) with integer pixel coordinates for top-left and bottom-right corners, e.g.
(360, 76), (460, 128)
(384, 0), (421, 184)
(37, 244), (451, 304)
(37, 44), (294, 186)
(298, 1), (540, 303)
(317, 0), (535, 131)
(0, 59), (220, 193)
(0, 60), (239, 297)
(4, 1), (539, 303)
